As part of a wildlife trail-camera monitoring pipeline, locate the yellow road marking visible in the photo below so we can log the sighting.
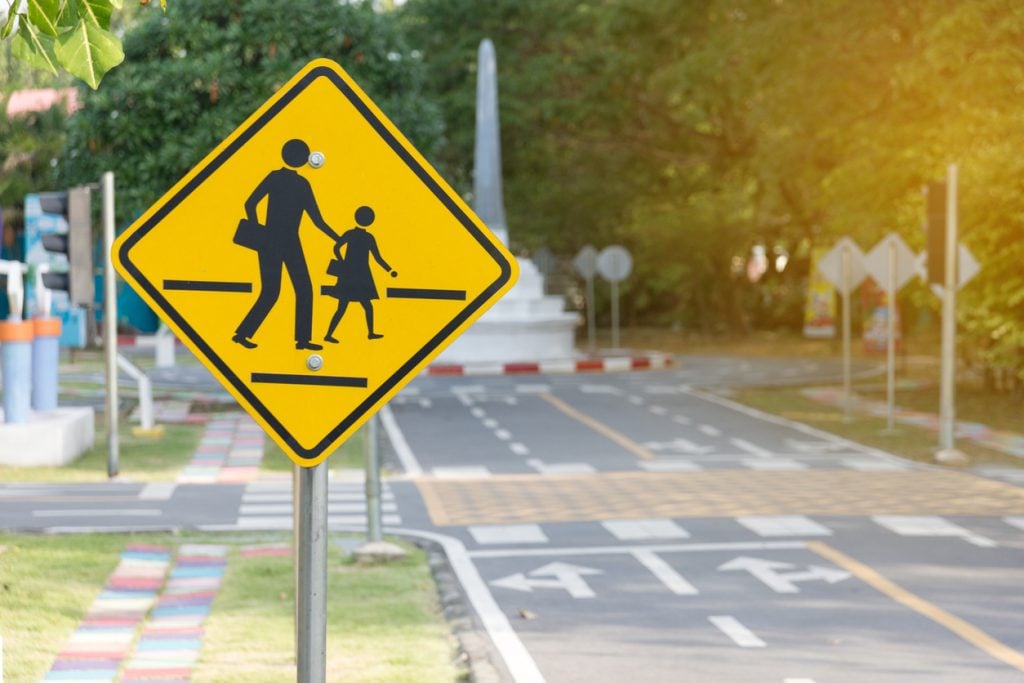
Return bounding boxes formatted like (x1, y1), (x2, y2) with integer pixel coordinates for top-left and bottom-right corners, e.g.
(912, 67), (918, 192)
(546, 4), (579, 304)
(808, 541), (1024, 673)
(540, 393), (654, 460)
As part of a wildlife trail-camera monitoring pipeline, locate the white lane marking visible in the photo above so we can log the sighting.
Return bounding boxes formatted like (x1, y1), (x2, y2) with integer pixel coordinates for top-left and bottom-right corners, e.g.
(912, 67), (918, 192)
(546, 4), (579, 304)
(431, 467), (492, 479)
(454, 393), (474, 407)
(138, 483), (176, 501)
(736, 516), (832, 537)
(418, 398), (432, 409)
(785, 439), (843, 453)
(643, 438), (714, 455)
(470, 407), (487, 418)
(33, 509), (162, 517)
(602, 518), (689, 541)
(494, 429), (512, 441)
(1004, 517), (1024, 532)
(234, 514), (402, 529)
(516, 384), (551, 394)
(580, 384), (621, 395)
(649, 405), (668, 416)
(644, 385), (684, 395)
(719, 557), (850, 593)
(627, 395), (645, 405)
(744, 459), (807, 471)
(698, 424), (722, 437)
(453, 384), (486, 394)
(709, 616), (766, 648)
(631, 549), (698, 595)
(491, 562), (601, 599)
(509, 442), (530, 456)
(469, 540), (806, 559)
(243, 493), (394, 503)
(470, 524), (549, 545)
(873, 516), (997, 547)
(729, 438), (774, 458)
(526, 459), (595, 475)
(505, 396), (518, 406)
(399, 386), (420, 396)
(672, 415), (692, 426)
(379, 405), (423, 477)
(240, 502), (397, 515)
(638, 460), (702, 472)
(482, 418), (499, 429)
(382, 528), (544, 682)
(843, 459), (909, 471)
(681, 387), (911, 466)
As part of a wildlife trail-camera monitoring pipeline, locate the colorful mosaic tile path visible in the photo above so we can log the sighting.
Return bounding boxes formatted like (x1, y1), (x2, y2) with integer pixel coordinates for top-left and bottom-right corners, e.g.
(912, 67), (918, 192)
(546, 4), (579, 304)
(803, 387), (1024, 458)
(45, 544), (171, 683)
(177, 414), (266, 484)
(120, 544), (228, 682)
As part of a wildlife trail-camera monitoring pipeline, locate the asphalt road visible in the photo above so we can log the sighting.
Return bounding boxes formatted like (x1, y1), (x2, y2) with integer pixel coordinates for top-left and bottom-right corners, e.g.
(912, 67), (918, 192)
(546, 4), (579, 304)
(5, 359), (1024, 682)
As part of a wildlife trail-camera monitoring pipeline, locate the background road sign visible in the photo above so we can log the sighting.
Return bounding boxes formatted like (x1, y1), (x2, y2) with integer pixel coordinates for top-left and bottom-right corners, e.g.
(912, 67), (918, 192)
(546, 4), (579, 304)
(817, 238), (867, 294)
(597, 245), (633, 283)
(863, 233), (917, 294)
(113, 59), (517, 467)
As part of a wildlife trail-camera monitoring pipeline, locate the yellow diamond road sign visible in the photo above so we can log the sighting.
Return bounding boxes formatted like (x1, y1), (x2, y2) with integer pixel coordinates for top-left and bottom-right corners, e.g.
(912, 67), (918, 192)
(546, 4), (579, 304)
(113, 59), (518, 467)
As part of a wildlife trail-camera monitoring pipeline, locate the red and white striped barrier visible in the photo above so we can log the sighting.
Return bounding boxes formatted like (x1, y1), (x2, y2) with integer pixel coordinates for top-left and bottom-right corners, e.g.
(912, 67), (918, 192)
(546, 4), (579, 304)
(424, 352), (674, 377)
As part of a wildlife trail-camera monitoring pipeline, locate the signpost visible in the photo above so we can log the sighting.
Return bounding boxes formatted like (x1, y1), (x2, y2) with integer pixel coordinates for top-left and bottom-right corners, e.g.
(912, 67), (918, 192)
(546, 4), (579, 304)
(863, 232), (917, 431)
(112, 59), (517, 682)
(938, 165), (960, 460)
(596, 245), (632, 349)
(573, 245), (598, 349)
(816, 237), (867, 419)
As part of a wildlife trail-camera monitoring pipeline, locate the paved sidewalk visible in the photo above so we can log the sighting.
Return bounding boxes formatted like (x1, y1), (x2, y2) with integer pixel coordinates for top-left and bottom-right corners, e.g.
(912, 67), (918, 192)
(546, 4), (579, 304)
(176, 414), (266, 484)
(802, 387), (1024, 459)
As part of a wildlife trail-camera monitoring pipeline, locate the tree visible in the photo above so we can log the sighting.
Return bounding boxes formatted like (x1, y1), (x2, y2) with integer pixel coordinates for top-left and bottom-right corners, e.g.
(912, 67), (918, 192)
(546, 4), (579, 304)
(57, 0), (442, 227)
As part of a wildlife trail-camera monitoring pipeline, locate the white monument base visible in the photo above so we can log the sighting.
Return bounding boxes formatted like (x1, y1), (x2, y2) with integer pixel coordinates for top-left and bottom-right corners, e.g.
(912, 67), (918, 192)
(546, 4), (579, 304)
(0, 407), (95, 467)
(439, 257), (578, 363)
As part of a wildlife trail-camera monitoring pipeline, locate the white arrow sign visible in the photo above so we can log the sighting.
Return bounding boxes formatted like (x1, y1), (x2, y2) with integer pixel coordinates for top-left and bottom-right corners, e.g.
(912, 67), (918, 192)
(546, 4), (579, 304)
(642, 438), (715, 455)
(490, 562), (603, 599)
(718, 556), (850, 594)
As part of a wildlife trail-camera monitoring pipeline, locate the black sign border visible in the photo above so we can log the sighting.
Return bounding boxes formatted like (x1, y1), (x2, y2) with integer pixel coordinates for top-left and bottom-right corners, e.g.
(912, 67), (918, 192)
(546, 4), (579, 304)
(118, 65), (513, 464)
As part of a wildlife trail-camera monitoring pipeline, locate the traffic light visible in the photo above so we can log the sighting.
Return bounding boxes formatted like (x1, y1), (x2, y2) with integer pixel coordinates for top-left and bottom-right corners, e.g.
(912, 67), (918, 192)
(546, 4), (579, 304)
(38, 187), (94, 306)
(925, 182), (946, 285)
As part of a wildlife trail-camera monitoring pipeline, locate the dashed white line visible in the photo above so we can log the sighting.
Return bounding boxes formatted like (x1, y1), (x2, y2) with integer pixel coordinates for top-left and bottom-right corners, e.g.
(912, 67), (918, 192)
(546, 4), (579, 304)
(627, 395), (645, 405)
(509, 442), (530, 456)
(482, 418), (499, 429)
(698, 424), (722, 437)
(873, 516), (997, 547)
(471, 407), (487, 418)
(708, 615), (766, 648)
(649, 405), (668, 416)
(729, 438), (774, 458)
(632, 549), (698, 595)
(515, 384), (551, 394)
(494, 429), (512, 441)
(672, 415), (692, 426)
(737, 516), (832, 537)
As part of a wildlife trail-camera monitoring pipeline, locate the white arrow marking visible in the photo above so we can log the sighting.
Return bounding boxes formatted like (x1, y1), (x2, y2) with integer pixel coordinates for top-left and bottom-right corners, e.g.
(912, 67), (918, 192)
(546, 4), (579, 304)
(490, 562), (603, 599)
(718, 556), (850, 593)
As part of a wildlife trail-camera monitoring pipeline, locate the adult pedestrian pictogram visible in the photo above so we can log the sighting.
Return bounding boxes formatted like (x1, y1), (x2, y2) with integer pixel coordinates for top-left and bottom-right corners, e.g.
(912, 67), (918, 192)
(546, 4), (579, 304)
(112, 58), (518, 467)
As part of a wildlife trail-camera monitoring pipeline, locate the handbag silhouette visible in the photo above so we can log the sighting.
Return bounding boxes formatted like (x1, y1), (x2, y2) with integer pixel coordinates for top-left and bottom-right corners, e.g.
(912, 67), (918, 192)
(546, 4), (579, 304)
(233, 218), (266, 251)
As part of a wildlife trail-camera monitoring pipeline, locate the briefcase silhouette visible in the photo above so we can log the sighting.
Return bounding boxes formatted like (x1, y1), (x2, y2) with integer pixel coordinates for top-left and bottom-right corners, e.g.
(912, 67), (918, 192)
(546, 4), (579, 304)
(233, 218), (266, 251)
(326, 258), (344, 277)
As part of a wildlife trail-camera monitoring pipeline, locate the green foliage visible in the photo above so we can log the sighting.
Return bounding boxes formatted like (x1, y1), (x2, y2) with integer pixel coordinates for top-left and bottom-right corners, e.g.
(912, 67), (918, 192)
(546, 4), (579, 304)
(3, 0), (127, 88)
(57, 0), (443, 227)
(0, 103), (67, 209)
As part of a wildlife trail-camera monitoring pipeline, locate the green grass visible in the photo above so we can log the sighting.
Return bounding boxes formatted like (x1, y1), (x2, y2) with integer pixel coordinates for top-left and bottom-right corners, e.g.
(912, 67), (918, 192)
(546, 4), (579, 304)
(196, 538), (462, 682)
(0, 421), (203, 483)
(261, 424), (369, 473)
(735, 385), (1024, 469)
(0, 532), (464, 683)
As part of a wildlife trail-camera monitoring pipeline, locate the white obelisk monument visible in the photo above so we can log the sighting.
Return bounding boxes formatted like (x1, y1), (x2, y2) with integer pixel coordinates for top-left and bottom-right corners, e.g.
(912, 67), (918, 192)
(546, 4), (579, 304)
(438, 39), (577, 363)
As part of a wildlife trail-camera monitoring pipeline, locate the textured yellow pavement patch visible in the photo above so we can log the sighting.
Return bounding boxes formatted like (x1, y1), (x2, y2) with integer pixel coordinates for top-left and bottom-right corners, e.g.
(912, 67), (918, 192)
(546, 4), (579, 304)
(416, 469), (1024, 526)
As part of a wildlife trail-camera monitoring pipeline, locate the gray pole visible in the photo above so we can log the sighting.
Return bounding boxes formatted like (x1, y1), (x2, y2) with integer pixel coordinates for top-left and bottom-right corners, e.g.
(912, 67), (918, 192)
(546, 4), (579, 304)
(296, 462), (328, 683)
(365, 415), (382, 543)
(939, 164), (958, 451)
(293, 463), (300, 652)
(586, 274), (596, 350)
(841, 245), (851, 422)
(610, 280), (620, 349)
(886, 238), (897, 432)
(102, 172), (119, 478)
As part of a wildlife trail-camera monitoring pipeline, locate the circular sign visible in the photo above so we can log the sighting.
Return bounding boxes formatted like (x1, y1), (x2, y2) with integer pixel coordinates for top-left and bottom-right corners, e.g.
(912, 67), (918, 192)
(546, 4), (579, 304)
(573, 245), (598, 278)
(597, 245), (632, 282)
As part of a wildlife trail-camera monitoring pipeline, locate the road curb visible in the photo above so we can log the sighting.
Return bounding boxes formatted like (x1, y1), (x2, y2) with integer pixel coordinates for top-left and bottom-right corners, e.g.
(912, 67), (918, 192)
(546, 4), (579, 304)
(425, 351), (674, 377)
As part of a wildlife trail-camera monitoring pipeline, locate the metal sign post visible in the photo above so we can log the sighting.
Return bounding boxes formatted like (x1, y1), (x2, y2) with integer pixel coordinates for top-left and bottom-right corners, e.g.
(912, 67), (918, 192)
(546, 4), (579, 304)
(102, 171), (119, 478)
(596, 246), (632, 350)
(365, 414), (382, 543)
(816, 237), (867, 422)
(939, 164), (959, 453)
(296, 462), (328, 683)
(573, 245), (598, 350)
(840, 245), (852, 421)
